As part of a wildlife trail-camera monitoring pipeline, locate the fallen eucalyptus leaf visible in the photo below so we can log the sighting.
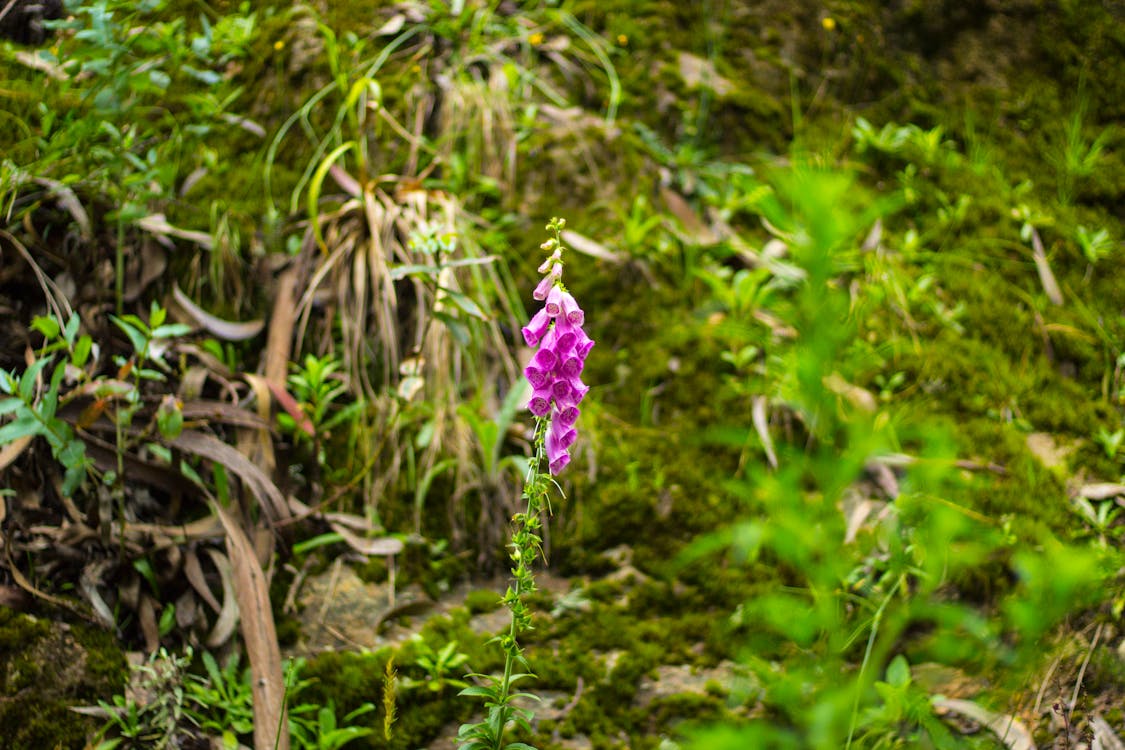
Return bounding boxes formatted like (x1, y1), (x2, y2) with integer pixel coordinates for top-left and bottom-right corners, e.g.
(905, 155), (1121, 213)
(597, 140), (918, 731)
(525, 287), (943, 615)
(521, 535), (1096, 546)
(173, 284), (264, 341)
(933, 697), (1035, 750)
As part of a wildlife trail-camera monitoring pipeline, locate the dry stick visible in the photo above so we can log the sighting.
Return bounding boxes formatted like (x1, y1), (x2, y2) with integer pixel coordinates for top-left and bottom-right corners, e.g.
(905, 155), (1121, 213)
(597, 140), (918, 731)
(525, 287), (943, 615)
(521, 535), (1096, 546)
(1033, 655), (1062, 717)
(1067, 622), (1104, 728)
(551, 676), (584, 745)
(0, 0), (18, 24)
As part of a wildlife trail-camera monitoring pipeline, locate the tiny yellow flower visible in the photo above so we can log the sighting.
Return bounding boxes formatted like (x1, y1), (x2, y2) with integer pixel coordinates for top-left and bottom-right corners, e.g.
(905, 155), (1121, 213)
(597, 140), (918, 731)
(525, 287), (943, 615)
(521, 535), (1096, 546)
(273, 39), (285, 51)
(529, 32), (544, 46)
(617, 34), (628, 45)
(822, 16), (836, 31)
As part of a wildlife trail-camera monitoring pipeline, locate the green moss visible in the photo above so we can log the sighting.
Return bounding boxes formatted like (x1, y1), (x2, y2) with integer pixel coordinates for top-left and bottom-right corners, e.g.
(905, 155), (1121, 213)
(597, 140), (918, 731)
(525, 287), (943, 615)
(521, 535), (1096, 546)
(0, 608), (127, 750)
(463, 588), (502, 615)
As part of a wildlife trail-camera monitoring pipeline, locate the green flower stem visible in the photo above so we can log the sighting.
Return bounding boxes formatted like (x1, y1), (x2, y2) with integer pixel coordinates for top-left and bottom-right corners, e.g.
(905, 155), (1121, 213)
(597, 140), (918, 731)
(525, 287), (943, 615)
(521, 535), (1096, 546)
(492, 414), (549, 750)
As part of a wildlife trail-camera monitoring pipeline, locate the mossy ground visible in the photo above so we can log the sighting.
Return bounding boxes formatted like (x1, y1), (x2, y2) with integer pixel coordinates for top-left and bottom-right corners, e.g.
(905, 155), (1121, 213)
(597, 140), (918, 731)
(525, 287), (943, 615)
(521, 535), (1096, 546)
(3, 0), (1125, 747)
(0, 607), (127, 749)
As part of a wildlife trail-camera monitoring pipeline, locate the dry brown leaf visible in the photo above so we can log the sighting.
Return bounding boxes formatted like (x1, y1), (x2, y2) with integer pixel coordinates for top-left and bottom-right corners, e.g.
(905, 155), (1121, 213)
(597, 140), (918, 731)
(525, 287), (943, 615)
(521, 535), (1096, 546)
(172, 284), (264, 341)
(1030, 227), (1063, 306)
(13, 50), (68, 80)
(560, 229), (625, 263)
(329, 164), (362, 198)
(124, 515), (224, 544)
(123, 239), (167, 302)
(1092, 713), (1125, 750)
(374, 13), (406, 36)
(212, 500), (289, 750)
(1078, 483), (1125, 500)
(824, 372), (877, 413)
(175, 589), (197, 631)
(677, 51), (734, 96)
(170, 430), (289, 523)
(933, 697), (1035, 750)
(240, 374), (278, 478)
(183, 548), (222, 614)
(751, 395), (777, 470)
(138, 593), (160, 652)
(661, 187), (719, 245)
(265, 265), (299, 386)
(80, 433), (188, 497)
(328, 524), (405, 557)
(34, 178), (91, 239)
(180, 399), (270, 431)
(137, 214), (214, 249)
(862, 218), (883, 251)
(204, 548), (240, 649)
(0, 434), (33, 473)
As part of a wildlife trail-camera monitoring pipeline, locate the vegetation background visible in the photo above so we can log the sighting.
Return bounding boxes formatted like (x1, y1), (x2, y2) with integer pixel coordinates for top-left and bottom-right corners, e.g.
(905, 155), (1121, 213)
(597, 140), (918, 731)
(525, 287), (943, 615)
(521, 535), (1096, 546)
(0, 0), (1123, 748)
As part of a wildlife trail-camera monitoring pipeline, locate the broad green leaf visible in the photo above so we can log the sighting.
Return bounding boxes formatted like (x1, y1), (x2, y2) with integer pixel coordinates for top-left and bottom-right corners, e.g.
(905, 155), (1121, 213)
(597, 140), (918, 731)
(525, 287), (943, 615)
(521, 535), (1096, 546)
(434, 310), (470, 347)
(0, 398), (23, 416)
(73, 335), (93, 368)
(440, 287), (490, 320)
(151, 323), (193, 339)
(886, 654), (911, 688)
(61, 462), (85, 496)
(0, 414), (41, 444)
(30, 315), (60, 341)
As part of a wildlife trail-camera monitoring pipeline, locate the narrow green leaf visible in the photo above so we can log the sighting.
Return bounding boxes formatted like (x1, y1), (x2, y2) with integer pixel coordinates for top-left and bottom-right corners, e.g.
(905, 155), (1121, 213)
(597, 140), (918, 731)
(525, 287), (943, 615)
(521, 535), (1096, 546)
(308, 142), (355, 252)
(19, 357), (51, 401)
(110, 315), (148, 356)
(63, 313), (80, 347)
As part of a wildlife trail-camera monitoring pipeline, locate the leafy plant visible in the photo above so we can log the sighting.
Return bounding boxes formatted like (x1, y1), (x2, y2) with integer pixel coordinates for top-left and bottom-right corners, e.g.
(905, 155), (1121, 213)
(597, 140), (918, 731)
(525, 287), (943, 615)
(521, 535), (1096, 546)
(0, 311), (93, 495)
(183, 651), (256, 740)
(403, 635), (470, 693)
(94, 648), (194, 750)
(184, 652), (375, 750)
(1075, 224), (1115, 265)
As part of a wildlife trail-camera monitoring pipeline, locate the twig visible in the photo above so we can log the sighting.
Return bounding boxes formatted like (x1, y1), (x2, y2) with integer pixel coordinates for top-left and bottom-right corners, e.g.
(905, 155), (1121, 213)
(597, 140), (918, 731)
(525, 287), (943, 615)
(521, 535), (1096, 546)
(1067, 622), (1103, 727)
(551, 676), (584, 744)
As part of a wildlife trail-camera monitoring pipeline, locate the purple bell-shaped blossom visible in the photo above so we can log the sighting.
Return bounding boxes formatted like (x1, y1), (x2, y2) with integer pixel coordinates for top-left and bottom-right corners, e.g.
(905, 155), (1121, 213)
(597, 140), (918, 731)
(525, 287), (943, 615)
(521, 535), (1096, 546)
(524, 244), (593, 475)
(522, 308), (551, 347)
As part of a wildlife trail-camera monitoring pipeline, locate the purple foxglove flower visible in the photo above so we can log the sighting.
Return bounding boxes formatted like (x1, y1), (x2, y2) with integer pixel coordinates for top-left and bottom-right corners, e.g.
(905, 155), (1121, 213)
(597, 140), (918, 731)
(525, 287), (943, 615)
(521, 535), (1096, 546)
(549, 452), (571, 475)
(556, 405), (579, 428)
(545, 286), (565, 318)
(559, 356), (583, 379)
(538, 249), (561, 273)
(533, 344), (558, 371)
(521, 308), (551, 347)
(560, 292), (584, 326)
(528, 389), (553, 417)
(550, 418), (577, 450)
(546, 427), (570, 475)
(551, 379), (572, 402)
(575, 331), (595, 360)
(557, 378), (589, 407)
(552, 325), (577, 355)
(533, 263), (562, 300)
(524, 365), (552, 390)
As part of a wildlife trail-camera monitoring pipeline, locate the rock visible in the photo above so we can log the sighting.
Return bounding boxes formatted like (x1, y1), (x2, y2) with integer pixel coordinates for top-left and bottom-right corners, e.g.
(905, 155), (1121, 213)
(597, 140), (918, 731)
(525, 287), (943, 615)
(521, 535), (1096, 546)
(0, 0), (62, 45)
